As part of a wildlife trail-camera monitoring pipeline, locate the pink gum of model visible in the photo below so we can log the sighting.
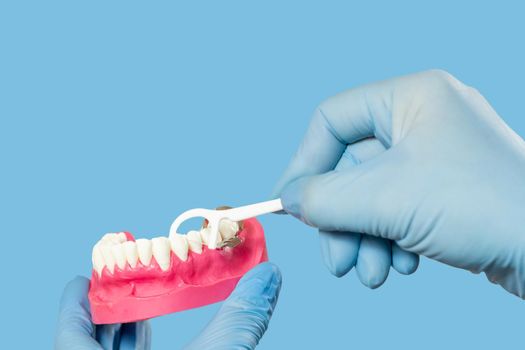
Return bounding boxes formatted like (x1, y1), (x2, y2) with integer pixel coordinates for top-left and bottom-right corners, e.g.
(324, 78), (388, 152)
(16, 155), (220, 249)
(88, 218), (268, 324)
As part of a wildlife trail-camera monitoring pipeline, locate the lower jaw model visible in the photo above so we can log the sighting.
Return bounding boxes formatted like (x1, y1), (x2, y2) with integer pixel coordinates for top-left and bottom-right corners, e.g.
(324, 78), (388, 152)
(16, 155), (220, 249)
(88, 217), (268, 324)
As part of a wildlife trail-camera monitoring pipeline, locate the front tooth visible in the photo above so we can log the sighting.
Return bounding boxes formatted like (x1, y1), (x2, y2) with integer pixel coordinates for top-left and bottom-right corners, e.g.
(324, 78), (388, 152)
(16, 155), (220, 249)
(92, 244), (105, 276)
(100, 244), (116, 273)
(170, 234), (189, 261)
(200, 227), (210, 245)
(186, 230), (202, 254)
(200, 227), (222, 248)
(101, 233), (115, 241)
(152, 237), (171, 271)
(101, 232), (120, 244)
(219, 219), (240, 240)
(111, 244), (126, 270)
(122, 241), (139, 268)
(136, 239), (153, 266)
(116, 232), (127, 243)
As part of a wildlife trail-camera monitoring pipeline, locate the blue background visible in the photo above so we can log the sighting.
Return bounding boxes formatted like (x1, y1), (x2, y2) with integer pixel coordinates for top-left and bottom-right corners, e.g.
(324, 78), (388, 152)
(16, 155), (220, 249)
(1, 1), (524, 348)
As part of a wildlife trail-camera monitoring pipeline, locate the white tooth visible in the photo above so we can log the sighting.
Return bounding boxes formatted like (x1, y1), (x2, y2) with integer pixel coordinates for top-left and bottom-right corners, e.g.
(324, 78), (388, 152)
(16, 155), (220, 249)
(117, 232), (127, 243)
(122, 241), (139, 268)
(92, 244), (105, 276)
(100, 244), (116, 273)
(102, 232), (119, 243)
(219, 219), (240, 240)
(186, 230), (202, 254)
(200, 227), (210, 245)
(136, 239), (153, 266)
(152, 237), (171, 271)
(170, 233), (189, 261)
(111, 244), (126, 270)
(200, 227), (222, 248)
(101, 233), (114, 241)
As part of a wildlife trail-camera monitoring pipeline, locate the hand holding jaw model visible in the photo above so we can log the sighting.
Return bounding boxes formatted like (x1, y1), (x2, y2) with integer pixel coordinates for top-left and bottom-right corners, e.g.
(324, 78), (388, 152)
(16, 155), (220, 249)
(56, 201), (283, 349)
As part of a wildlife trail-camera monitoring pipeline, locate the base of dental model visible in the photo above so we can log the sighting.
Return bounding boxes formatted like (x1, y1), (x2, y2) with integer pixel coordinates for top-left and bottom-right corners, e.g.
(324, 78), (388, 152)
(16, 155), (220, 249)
(88, 215), (268, 324)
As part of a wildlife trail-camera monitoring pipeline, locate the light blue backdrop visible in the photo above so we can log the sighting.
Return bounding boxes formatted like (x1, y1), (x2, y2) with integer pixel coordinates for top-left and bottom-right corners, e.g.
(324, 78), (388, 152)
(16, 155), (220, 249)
(1, 1), (524, 348)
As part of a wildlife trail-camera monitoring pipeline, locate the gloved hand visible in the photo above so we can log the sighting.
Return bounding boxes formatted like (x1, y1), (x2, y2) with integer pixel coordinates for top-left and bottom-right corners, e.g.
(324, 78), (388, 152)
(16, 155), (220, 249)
(55, 262), (282, 349)
(274, 70), (525, 297)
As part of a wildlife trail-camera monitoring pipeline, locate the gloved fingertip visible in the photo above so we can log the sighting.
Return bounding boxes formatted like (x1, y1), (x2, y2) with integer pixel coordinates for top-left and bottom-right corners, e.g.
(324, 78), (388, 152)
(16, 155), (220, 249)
(228, 262), (282, 305)
(319, 234), (337, 276)
(69, 275), (91, 288)
(393, 257), (419, 275)
(60, 276), (90, 308)
(356, 268), (390, 289)
(392, 244), (419, 275)
(319, 230), (360, 278)
(355, 237), (391, 289)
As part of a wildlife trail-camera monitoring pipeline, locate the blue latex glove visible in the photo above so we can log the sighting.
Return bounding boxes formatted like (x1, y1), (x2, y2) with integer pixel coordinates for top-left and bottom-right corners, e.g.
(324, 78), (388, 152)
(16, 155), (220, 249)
(274, 70), (525, 297)
(55, 262), (282, 349)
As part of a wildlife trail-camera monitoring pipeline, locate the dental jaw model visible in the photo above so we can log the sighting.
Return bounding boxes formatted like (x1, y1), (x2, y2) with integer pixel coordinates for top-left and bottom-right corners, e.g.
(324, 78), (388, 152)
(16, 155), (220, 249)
(88, 216), (268, 324)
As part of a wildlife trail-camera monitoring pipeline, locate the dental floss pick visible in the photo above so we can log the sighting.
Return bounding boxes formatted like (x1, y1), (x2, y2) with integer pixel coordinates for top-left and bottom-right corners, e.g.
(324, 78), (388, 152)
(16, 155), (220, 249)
(169, 199), (283, 249)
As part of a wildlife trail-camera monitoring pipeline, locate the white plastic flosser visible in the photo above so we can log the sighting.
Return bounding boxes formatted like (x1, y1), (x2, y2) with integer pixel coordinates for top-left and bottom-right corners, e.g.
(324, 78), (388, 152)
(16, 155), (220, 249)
(168, 199), (283, 249)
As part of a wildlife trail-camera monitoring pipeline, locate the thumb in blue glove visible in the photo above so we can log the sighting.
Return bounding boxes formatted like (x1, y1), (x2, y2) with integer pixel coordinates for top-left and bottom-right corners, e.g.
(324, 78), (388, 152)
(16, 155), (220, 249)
(184, 262), (282, 349)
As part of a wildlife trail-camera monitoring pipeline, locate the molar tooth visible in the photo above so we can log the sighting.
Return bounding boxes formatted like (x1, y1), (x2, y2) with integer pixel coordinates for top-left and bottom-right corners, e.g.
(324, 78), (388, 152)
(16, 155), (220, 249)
(170, 233), (189, 261)
(186, 230), (202, 254)
(219, 219), (240, 240)
(100, 244), (116, 273)
(200, 227), (222, 248)
(152, 237), (171, 271)
(122, 241), (138, 268)
(111, 244), (126, 270)
(92, 244), (105, 276)
(136, 239), (153, 266)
